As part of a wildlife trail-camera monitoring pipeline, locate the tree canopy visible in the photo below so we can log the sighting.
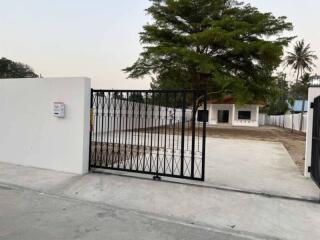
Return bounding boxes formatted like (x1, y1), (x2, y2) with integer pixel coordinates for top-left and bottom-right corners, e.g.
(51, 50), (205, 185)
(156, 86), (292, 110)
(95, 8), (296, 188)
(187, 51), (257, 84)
(290, 73), (311, 100)
(124, 0), (294, 103)
(264, 73), (289, 115)
(0, 57), (39, 78)
(128, 92), (145, 103)
(285, 40), (318, 83)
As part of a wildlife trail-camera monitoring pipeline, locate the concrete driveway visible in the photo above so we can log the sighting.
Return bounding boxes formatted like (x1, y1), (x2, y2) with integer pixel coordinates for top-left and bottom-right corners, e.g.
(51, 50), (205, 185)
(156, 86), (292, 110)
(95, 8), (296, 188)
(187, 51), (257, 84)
(90, 137), (319, 201)
(205, 138), (319, 200)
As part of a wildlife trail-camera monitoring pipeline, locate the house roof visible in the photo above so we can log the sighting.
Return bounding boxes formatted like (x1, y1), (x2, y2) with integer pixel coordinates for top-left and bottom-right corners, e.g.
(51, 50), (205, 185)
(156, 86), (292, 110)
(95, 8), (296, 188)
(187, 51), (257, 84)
(207, 96), (265, 106)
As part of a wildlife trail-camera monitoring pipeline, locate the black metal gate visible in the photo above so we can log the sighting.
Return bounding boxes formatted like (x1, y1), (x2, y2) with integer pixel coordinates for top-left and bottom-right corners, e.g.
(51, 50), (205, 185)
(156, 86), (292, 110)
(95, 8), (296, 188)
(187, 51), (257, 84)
(89, 89), (207, 181)
(311, 96), (320, 188)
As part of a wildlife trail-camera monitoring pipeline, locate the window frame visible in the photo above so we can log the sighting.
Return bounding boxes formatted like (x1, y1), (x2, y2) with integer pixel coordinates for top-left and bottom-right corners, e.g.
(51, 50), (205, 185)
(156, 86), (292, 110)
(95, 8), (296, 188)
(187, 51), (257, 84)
(238, 110), (252, 120)
(197, 110), (209, 122)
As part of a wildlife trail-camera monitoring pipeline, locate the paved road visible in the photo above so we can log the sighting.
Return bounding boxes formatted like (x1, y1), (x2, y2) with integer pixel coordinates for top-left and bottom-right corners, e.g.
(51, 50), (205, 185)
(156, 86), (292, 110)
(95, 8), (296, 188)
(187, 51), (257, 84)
(0, 185), (258, 240)
(0, 162), (319, 240)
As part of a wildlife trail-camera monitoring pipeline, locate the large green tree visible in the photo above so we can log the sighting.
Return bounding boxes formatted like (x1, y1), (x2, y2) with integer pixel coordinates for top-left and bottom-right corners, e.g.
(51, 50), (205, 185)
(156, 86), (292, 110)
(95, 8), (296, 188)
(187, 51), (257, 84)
(264, 73), (289, 115)
(124, 0), (293, 103)
(0, 57), (39, 78)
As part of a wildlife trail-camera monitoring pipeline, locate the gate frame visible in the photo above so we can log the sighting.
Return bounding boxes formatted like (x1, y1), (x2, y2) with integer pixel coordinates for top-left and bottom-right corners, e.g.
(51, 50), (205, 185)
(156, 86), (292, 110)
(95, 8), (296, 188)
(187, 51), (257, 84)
(310, 96), (320, 188)
(305, 86), (320, 188)
(89, 89), (207, 181)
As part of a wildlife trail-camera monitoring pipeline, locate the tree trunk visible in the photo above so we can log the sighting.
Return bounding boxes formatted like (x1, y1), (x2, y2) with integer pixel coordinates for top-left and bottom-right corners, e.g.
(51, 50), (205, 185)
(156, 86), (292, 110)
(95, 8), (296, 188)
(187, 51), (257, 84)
(299, 100), (305, 131)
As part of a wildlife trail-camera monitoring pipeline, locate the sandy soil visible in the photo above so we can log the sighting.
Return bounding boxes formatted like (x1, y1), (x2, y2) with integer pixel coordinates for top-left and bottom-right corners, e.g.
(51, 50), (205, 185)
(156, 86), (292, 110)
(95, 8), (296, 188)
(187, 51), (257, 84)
(205, 125), (306, 174)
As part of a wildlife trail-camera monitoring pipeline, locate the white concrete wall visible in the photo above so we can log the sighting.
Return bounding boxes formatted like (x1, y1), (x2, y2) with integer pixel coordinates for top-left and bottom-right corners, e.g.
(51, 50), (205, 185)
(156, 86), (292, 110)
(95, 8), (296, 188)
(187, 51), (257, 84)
(265, 113), (308, 132)
(265, 114), (307, 132)
(0, 77), (91, 174)
(94, 100), (192, 133)
(232, 105), (259, 127)
(305, 87), (320, 177)
(259, 113), (266, 126)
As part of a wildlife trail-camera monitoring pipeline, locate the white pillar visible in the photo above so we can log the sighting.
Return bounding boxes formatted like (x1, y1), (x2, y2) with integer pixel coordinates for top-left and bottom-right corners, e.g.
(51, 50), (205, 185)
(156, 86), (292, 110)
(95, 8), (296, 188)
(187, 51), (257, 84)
(305, 87), (320, 177)
(256, 105), (260, 127)
(0, 77), (91, 174)
(232, 104), (236, 126)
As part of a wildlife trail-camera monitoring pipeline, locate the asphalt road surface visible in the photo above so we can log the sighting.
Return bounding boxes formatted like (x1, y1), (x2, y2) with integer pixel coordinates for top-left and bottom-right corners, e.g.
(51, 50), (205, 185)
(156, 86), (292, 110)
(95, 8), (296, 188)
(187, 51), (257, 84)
(0, 185), (259, 240)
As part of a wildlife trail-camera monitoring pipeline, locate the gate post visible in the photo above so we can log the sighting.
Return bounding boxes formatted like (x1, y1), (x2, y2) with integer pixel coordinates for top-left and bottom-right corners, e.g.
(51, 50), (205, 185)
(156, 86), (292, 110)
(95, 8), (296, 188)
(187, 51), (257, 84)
(88, 89), (94, 172)
(201, 91), (207, 181)
(305, 86), (320, 177)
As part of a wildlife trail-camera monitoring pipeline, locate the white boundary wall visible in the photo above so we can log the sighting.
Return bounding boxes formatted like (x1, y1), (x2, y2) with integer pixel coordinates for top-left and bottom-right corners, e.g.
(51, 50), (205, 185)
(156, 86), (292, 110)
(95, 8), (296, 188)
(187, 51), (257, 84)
(94, 99), (192, 133)
(263, 113), (307, 132)
(0, 77), (91, 174)
(305, 87), (320, 177)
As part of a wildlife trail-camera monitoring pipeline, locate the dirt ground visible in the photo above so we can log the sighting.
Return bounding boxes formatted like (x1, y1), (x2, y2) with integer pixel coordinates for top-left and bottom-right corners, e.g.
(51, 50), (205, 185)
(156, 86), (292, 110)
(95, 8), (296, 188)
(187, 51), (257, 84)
(205, 125), (306, 174)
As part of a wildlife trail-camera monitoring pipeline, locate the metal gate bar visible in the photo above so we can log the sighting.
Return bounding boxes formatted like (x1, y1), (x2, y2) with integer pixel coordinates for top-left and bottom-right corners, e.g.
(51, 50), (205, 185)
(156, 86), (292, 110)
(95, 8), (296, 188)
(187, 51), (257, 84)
(89, 89), (207, 181)
(311, 96), (320, 188)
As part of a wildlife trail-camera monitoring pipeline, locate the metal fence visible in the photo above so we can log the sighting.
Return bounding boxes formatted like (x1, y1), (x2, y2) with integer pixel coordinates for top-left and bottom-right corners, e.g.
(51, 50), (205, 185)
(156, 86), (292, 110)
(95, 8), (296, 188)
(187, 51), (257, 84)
(89, 89), (207, 181)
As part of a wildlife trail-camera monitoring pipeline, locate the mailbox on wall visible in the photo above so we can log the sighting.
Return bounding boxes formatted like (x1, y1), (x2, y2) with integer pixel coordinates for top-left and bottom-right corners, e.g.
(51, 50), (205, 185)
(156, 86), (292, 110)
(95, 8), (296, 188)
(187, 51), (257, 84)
(53, 102), (65, 118)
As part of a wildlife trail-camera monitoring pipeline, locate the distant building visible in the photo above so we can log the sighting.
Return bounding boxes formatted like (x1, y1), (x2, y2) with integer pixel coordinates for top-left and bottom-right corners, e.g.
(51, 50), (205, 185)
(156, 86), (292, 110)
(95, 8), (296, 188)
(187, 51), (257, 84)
(310, 74), (320, 86)
(198, 96), (263, 127)
(288, 100), (308, 113)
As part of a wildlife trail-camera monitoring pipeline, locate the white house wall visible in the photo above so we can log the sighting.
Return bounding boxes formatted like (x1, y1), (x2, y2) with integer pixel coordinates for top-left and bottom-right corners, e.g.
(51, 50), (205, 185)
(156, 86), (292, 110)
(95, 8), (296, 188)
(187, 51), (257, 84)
(208, 104), (233, 125)
(207, 104), (259, 127)
(233, 105), (259, 127)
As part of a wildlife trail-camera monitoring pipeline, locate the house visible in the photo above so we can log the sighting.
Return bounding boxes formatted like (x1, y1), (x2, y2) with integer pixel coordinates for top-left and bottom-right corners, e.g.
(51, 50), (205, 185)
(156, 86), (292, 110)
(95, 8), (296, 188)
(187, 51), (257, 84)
(288, 100), (308, 113)
(198, 96), (262, 127)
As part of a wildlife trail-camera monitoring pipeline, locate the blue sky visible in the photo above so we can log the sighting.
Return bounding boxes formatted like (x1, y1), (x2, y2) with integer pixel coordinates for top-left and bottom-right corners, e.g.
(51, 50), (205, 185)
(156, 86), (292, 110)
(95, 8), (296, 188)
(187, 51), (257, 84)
(0, 0), (319, 89)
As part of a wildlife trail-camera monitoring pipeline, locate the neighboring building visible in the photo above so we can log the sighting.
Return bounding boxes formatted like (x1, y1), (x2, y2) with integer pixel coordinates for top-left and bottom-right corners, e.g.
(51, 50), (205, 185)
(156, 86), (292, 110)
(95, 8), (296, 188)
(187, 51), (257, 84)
(198, 96), (262, 127)
(310, 74), (320, 86)
(288, 100), (308, 113)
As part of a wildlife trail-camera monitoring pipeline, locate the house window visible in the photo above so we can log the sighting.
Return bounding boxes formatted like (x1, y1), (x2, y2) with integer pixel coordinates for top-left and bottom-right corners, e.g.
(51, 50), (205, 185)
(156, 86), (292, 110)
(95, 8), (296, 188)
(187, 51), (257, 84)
(238, 111), (251, 120)
(218, 110), (229, 123)
(197, 110), (208, 122)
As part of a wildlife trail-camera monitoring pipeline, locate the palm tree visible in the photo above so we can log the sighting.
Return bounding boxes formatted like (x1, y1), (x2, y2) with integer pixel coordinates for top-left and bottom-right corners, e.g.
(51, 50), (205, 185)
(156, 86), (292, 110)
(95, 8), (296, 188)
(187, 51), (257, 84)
(285, 40), (318, 83)
(285, 40), (317, 131)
